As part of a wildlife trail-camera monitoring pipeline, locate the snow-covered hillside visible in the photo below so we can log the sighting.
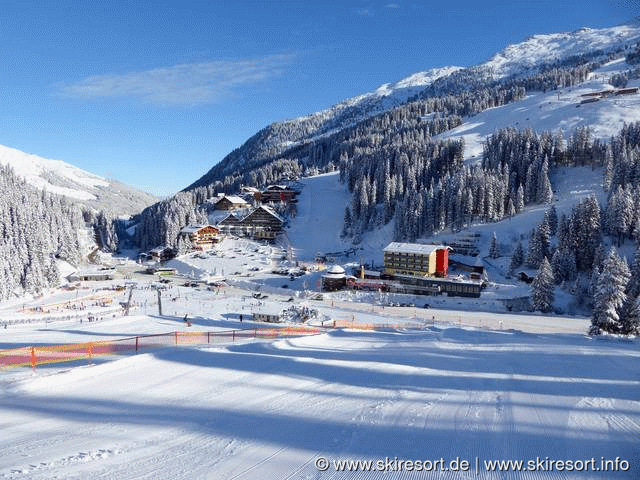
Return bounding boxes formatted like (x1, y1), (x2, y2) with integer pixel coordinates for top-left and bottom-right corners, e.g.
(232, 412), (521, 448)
(485, 24), (640, 77)
(0, 144), (157, 215)
(438, 57), (640, 160)
(188, 21), (640, 191)
(281, 65), (463, 135)
(289, 23), (640, 147)
(272, 23), (640, 154)
(1, 315), (637, 479)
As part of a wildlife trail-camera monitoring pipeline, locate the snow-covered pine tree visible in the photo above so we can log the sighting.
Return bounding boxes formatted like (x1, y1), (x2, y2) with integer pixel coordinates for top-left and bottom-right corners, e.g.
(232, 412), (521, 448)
(551, 247), (576, 284)
(341, 206), (352, 238)
(531, 256), (554, 313)
(489, 232), (499, 259)
(625, 247), (640, 299)
(0, 165), (84, 300)
(516, 185), (525, 213)
(618, 247), (640, 335)
(507, 196), (516, 217)
(618, 294), (640, 335)
(536, 158), (553, 204)
(510, 241), (524, 272)
(548, 205), (558, 236)
(527, 220), (550, 268)
(590, 248), (631, 335)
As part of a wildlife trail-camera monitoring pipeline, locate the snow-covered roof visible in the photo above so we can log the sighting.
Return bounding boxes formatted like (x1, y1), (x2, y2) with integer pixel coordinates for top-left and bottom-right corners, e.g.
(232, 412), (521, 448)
(325, 265), (345, 275)
(217, 195), (248, 205)
(265, 184), (289, 191)
(383, 242), (445, 255)
(217, 213), (242, 224)
(253, 205), (284, 222)
(180, 225), (216, 234)
(149, 246), (172, 254)
(70, 269), (116, 276)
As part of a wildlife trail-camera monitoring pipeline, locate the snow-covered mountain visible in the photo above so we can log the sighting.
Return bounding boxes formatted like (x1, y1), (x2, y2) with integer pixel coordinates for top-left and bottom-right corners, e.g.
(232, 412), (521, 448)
(438, 56), (640, 161)
(483, 24), (640, 77)
(0, 144), (158, 216)
(284, 23), (640, 145)
(187, 22), (640, 190)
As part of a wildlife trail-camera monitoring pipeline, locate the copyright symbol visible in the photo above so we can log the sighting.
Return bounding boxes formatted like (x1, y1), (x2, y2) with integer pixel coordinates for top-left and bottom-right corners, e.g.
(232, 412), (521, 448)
(315, 456), (330, 471)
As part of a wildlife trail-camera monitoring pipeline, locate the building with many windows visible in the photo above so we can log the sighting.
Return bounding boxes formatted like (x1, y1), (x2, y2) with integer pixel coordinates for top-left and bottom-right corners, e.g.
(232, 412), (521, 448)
(179, 225), (221, 250)
(215, 205), (283, 241)
(383, 242), (449, 277)
(241, 205), (284, 240)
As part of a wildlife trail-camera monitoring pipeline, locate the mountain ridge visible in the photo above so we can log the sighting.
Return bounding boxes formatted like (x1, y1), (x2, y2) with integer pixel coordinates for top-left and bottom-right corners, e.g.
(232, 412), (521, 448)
(0, 144), (158, 216)
(185, 22), (640, 192)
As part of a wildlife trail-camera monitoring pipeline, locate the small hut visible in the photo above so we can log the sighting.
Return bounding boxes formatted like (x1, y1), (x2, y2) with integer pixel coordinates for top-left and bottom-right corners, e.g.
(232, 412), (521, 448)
(322, 265), (347, 291)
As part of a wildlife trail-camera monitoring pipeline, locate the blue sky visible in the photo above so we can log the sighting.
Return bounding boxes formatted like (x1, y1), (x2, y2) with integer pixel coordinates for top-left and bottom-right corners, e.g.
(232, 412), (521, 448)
(0, 1), (637, 197)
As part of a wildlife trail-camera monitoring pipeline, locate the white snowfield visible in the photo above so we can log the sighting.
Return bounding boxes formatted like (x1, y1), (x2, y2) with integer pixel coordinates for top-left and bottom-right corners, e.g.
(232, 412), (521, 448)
(286, 171), (353, 260)
(0, 144), (157, 215)
(438, 58), (640, 162)
(0, 315), (638, 479)
(0, 144), (109, 201)
(484, 24), (640, 77)
(273, 23), (640, 155)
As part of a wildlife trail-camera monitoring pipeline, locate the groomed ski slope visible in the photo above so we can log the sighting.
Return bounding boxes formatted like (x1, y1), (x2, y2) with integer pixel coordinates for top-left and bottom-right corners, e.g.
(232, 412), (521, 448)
(1, 327), (638, 479)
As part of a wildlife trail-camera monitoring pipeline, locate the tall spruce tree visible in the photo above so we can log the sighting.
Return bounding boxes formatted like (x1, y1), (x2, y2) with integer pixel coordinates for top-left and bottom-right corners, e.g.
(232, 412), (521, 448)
(590, 248), (631, 335)
(510, 241), (524, 272)
(489, 232), (500, 259)
(548, 205), (558, 236)
(532, 257), (555, 313)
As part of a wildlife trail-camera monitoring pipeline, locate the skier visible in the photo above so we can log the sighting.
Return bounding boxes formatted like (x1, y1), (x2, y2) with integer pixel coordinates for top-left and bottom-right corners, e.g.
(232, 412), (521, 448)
(239, 314), (243, 322)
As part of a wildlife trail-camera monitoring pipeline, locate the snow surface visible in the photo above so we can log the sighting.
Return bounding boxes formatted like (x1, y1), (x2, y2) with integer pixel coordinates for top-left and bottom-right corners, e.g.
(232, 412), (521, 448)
(0, 144), (108, 200)
(437, 60), (640, 161)
(0, 251), (636, 479)
(0, 305), (637, 479)
(484, 24), (640, 78)
(0, 144), (158, 215)
(285, 171), (352, 260)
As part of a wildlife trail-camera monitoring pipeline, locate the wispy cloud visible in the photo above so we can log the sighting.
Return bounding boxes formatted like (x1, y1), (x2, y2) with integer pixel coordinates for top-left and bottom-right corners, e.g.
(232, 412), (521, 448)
(355, 8), (373, 16)
(61, 53), (296, 106)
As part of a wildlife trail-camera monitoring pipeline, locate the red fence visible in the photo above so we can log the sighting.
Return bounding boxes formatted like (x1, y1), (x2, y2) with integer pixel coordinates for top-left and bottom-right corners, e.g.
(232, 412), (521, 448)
(0, 326), (323, 371)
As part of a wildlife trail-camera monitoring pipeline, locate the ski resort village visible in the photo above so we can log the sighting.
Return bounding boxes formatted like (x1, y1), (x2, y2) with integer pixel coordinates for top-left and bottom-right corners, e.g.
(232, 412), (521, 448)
(0, 14), (640, 480)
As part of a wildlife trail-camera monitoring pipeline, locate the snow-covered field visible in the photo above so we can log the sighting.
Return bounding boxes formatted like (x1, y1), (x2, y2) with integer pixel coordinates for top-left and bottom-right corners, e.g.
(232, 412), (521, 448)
(437, 58), (640, 162)
(286, 172), (353, 260)
(0, 275), (637, 479)
(0, 308), (638, 479)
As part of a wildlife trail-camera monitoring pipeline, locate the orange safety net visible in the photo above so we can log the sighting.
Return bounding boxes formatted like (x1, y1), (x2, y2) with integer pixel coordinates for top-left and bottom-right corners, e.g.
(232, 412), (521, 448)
(0, 326), (324, 371)
(0, 323), (401, 371)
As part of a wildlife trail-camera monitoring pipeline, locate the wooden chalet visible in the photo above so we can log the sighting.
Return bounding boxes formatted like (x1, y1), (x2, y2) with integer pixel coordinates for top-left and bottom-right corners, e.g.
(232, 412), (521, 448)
(241, 205), (284, 240)
(214, 195), (249, 211)
(217, 213), (244, 236)
(149, 246), (175, 262)
(259, 185), (298, 204)
(179, 225), (221, 250)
